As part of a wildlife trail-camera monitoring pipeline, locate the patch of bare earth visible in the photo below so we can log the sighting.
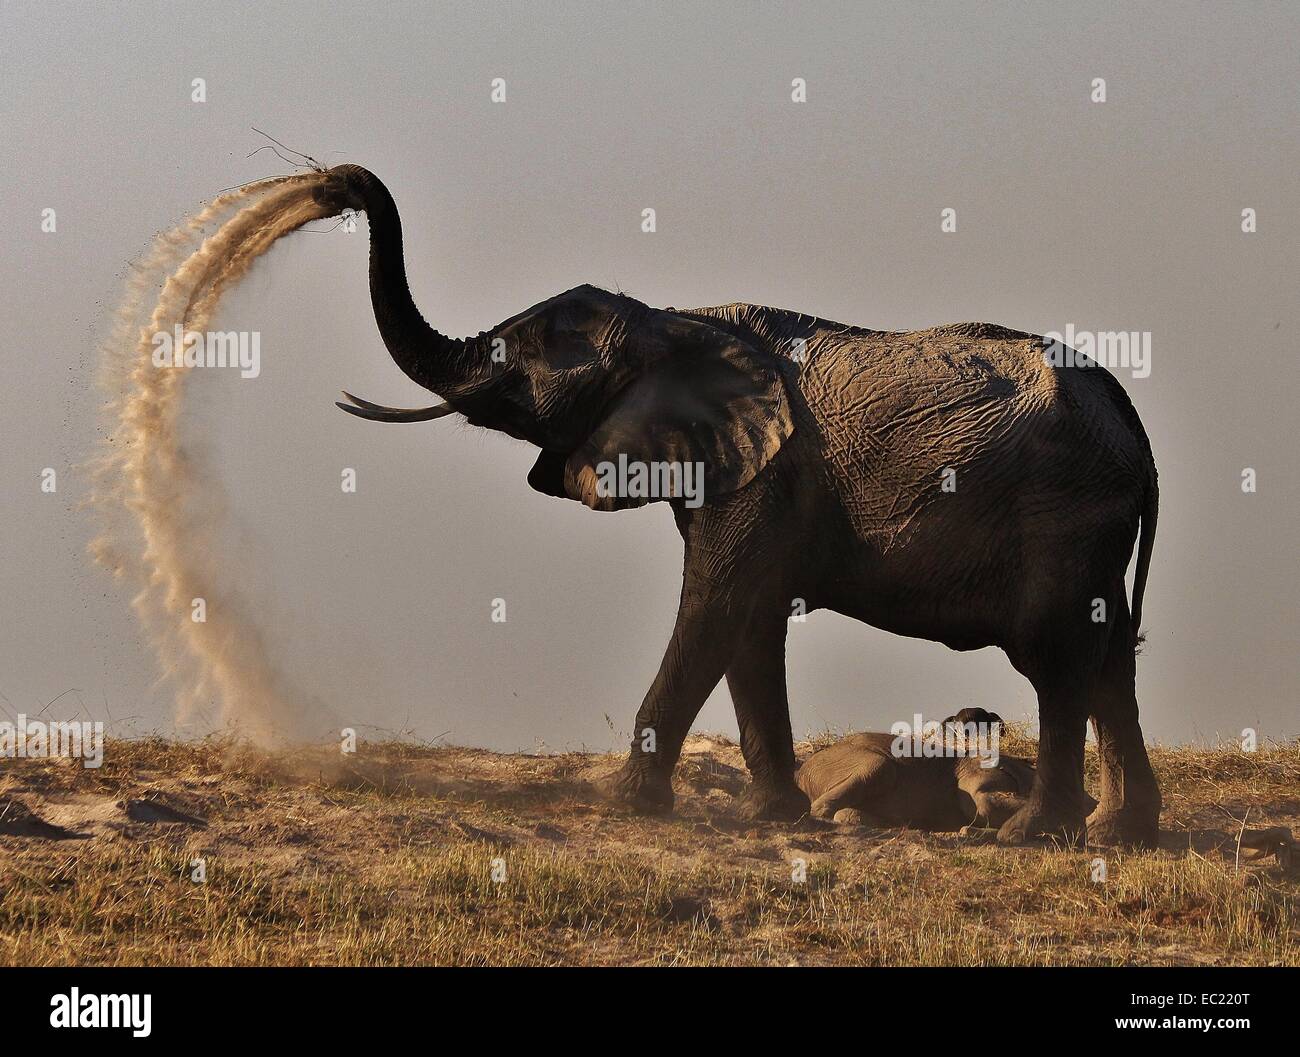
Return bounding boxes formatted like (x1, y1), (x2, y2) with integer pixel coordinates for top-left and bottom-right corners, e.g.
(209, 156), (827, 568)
(0, 730), (1296, 966)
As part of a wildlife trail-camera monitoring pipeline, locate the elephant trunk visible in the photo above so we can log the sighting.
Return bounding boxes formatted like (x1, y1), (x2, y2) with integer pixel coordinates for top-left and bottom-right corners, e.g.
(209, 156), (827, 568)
(325, 164), (484, 399)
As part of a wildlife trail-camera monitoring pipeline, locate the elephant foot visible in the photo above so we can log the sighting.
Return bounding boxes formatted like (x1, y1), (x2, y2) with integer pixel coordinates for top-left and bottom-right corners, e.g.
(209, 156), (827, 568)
(1086, 804), (1160, 850)
(997, 799), (1086, 847)
(594, 762), (674, 815)
(735, 778), (810, 822)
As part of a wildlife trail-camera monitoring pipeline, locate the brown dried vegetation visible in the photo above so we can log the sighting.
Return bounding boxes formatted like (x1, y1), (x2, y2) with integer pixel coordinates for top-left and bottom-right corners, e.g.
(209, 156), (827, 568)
(1, 727), (1296, 966)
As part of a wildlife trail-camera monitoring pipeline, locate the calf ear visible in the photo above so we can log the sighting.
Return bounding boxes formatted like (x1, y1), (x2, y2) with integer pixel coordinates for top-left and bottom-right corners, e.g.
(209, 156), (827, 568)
(557, 312), (794, 511)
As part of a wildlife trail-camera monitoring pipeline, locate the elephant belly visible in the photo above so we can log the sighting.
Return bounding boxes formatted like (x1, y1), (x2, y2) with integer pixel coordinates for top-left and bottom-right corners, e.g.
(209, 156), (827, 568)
(797, 335), (1149, 651)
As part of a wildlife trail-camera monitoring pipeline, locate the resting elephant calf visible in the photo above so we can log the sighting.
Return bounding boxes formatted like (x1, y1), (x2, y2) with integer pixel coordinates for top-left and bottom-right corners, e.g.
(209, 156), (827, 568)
(796, 710), (1079, 831)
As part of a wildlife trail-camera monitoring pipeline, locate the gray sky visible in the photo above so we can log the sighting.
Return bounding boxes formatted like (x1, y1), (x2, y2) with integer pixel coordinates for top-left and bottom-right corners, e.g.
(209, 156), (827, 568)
(1, 0), (1297, 749)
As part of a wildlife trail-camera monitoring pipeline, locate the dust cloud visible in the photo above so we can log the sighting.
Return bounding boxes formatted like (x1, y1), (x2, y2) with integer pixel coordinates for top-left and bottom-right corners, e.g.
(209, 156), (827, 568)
(89, 172), (336, 744)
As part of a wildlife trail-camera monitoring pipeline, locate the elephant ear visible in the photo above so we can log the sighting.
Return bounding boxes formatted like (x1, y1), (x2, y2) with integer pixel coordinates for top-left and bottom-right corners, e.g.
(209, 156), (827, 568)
(537, 312), (793, 511)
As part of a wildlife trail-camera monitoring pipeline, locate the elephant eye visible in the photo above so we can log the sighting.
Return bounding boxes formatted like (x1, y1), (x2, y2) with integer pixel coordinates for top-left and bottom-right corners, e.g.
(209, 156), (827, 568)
(545, 331), (595, 370)
(492, 396), (535, 432)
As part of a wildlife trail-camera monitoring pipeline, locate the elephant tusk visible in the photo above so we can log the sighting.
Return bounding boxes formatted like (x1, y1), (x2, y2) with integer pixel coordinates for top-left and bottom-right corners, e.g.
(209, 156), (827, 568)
(336, 390), (458, 422)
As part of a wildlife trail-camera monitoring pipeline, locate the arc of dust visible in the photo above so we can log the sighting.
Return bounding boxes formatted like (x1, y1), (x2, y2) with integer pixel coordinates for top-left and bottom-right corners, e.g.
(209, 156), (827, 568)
(89, 172), (337, 743)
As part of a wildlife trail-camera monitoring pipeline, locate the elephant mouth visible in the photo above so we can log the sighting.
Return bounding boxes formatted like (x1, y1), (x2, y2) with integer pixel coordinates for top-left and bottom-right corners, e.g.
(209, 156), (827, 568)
(335, 390), (458, 423)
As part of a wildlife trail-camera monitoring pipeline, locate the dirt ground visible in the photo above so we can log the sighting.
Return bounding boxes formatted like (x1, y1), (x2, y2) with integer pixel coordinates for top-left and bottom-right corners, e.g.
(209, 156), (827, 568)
(1, 728), (1296, 966)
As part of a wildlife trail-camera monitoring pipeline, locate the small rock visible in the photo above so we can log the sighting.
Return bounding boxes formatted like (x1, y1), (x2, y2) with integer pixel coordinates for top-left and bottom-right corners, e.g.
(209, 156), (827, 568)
(121, 799), (206, 827)
(661, 895), (718, 928)
(450, 819), (513, 846)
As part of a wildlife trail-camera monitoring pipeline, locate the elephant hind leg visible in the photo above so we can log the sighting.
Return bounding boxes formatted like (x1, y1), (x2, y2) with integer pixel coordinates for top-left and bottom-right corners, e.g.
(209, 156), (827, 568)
(806, 757), (895, 821)
(1087, 596), (1161, 849)
(999, 604), (1110, 846)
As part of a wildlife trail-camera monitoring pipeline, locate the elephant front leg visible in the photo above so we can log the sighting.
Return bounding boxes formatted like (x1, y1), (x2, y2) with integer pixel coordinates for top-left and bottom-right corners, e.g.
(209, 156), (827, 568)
(725, 612), (809, 821)
(597, 593), (750, 816)
(971, 790), (1030, 829)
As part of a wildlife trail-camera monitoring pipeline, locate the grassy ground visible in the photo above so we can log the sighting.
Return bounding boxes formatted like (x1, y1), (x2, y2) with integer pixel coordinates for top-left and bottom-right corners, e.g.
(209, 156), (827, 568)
(1, 728), (1297, 966)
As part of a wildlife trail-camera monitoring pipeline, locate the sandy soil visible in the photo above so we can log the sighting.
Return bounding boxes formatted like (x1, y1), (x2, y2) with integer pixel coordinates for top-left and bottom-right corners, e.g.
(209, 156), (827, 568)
(1, 730), (1296, 966)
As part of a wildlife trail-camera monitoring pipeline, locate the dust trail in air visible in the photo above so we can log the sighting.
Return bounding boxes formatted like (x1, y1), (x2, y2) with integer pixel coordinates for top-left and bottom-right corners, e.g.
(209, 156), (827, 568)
(90, 172), (335, 743)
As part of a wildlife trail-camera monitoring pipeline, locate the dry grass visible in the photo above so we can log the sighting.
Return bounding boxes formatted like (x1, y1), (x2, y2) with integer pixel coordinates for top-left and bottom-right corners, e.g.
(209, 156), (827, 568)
(0, 731), (1296, 966)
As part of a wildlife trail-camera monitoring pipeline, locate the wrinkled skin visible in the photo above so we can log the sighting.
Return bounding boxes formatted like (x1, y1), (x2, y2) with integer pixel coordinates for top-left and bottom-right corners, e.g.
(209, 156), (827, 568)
(797, 709), (1094, 831)
(316, 165), (1162, 848)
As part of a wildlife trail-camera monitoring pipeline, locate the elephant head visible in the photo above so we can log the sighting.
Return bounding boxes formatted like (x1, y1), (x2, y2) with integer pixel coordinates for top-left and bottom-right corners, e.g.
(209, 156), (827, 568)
(314, 165), (794, 510)
(941, 707), (1004, 733)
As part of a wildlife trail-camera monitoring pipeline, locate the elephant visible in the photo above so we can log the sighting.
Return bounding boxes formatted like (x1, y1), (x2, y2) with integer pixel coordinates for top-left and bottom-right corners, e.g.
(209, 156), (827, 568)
(796, 708), (1086, 831)
(312, 164), (1162, 849)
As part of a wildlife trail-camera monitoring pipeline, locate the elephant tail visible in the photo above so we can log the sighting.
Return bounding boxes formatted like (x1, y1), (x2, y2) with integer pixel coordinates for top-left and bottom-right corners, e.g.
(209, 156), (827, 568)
(1129, 471), (1158, 644)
